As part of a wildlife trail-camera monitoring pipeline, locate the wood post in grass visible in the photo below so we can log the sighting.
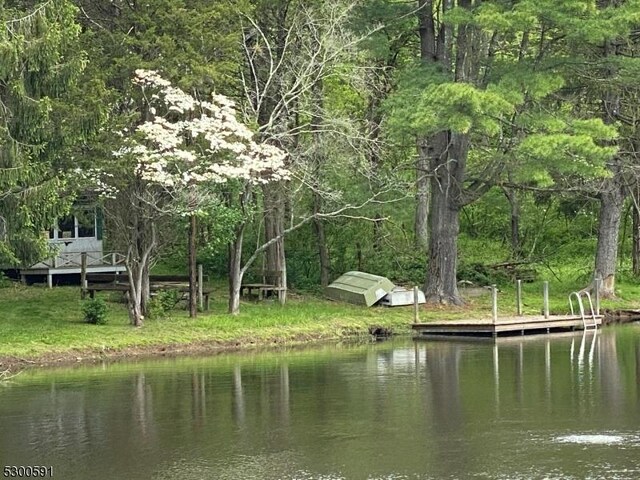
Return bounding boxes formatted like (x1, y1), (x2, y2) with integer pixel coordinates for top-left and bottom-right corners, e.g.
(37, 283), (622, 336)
(516, 279), (523, 316)
(81, 252), (87, 299)
(543, 281), (549, 319)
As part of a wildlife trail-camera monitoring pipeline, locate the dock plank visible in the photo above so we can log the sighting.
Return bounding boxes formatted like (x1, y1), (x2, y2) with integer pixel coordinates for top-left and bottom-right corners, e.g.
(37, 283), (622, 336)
(412, 314), (602, 337)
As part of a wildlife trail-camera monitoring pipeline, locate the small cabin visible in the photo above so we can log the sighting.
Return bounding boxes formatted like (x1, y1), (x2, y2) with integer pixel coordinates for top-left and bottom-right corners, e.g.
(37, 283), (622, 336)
(20, 207), (126, 287)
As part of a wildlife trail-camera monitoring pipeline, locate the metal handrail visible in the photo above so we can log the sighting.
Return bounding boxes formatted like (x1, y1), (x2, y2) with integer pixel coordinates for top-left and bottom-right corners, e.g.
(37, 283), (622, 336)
(569, 291), (598, 330)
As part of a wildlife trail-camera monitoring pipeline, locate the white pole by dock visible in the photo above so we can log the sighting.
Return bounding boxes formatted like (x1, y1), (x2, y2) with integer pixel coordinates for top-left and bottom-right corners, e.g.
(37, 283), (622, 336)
(492, 285), (498, 324)
(594, 276), (601, 316)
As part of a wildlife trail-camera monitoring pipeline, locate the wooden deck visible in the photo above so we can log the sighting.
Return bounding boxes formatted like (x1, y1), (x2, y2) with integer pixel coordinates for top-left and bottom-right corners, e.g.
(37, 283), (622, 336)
(20, 264), (127, 287)
(412, 314), (602, 337)
(20, 251), (126, 287)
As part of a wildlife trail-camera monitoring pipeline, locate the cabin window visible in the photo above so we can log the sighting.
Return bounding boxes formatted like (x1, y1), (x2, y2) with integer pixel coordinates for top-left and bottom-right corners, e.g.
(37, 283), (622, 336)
(50, 210), (97, 239)
(58, 216), (75, 239)
(77, 210), (96, 238)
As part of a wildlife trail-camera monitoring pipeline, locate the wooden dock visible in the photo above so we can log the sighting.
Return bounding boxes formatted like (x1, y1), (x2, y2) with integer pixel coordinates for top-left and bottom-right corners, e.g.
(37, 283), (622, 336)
(412, 314), (603, 337)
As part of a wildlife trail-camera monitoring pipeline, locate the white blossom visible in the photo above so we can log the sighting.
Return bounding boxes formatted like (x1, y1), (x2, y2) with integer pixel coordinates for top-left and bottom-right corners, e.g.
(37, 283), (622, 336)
(107, 71), (289, 192)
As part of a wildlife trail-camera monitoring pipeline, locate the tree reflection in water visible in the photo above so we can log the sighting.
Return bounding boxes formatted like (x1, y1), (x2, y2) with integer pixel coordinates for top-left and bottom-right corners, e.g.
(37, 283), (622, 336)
(2, 328), (640, 479)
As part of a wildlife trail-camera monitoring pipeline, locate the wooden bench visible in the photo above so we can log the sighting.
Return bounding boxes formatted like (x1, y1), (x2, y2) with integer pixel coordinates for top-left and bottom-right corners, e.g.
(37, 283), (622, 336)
(82, 273), (212, 310)
(240, 270), (286, 301)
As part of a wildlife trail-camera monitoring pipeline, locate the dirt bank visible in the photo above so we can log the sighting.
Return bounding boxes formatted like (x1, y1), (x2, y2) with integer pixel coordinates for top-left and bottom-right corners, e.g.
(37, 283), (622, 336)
(0, 331), (373, 373)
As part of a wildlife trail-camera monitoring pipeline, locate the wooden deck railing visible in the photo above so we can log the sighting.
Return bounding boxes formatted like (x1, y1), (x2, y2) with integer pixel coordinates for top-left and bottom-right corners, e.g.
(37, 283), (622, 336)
(40, 251), (126, 268)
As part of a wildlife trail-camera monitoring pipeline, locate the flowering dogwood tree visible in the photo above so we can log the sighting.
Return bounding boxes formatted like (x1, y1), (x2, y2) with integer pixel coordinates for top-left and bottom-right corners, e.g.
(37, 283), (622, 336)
(95, 70), (288, 325)
(131, 70), (287, 188)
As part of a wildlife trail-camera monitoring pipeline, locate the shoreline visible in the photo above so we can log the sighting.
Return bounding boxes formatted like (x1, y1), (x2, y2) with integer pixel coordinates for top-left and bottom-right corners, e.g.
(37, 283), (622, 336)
(1, 285), (638, 374)
(0, 327), (392, 372)
(3, 310), (638, 373)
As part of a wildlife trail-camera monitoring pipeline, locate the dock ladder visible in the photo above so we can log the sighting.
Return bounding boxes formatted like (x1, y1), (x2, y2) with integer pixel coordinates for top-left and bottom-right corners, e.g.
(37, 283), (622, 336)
(568, 291), (599, 331)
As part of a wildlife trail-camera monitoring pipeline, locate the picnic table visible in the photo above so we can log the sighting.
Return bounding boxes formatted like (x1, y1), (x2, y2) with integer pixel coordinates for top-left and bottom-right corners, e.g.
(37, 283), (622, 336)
(240, 270), (286, 301)
(82, 273), (211, 310)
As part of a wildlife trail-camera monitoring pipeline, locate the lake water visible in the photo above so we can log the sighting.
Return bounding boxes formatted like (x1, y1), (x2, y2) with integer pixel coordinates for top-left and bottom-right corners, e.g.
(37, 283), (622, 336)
(1, 326), (640, 479)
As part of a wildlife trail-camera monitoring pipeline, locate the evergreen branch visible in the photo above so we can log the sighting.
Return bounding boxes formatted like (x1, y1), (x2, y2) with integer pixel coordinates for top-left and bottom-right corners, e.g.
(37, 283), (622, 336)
(4, 0), (55, 27)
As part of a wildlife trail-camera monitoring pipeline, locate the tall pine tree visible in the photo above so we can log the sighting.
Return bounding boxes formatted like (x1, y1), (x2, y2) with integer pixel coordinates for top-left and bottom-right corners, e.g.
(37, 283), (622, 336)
(0, 0), (87, 265)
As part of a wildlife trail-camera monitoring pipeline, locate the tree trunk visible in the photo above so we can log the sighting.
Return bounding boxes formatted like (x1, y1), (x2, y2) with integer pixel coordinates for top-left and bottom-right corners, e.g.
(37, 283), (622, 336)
(126, 263), (145, 327)
(141, 264), (150, 318)
(263, 184), (287, 304)
(123, 188), (157, 327)
(594, 31), (623, 298)
(424, 196), (461, 305)
(419, 0), (472, 305)
(228, 225), (245, 315)
(633, 196), (640, 277)
(313, 204), (330, 287)
(373, 215), (383, 251)
(188, 214), (197, 318)
(415, 138), (430, 252)
(424, 132), (468, 305)
(415, 0), (435, 254)
(310, 79), (330, 287)
(594, 175), (625, 297)
(502, 186), (521, 259)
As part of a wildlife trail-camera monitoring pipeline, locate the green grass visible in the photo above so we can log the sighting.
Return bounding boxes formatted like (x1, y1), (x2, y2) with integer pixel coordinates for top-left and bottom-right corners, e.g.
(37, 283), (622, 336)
(1, 277), (639, 362)
(460, 273), (640, 318)
(0, 284), (413, 360)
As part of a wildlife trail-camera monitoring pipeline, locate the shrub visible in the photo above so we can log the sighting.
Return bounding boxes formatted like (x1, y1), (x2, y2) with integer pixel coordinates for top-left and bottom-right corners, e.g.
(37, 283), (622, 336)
(82, 298), (108, 325)
(147, 289), (180, 319)
(0, 272), (12, 288)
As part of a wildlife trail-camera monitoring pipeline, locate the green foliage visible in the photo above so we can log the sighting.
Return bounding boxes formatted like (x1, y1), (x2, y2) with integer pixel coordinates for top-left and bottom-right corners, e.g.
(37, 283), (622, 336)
(2, 0), (639, 310)
(147, 290), (180, 320)
(457, 263), (505, 286)
(0, 271), (11, 288)
(198, 200), (245, 258)
(350, 0), (416, 64)
(0, 0), (92, 266)
(82, 298), (108, 325)
(412, 82), (516, 135)
(384, 63), (448, 139)
(77, 0), (248, 100)
(515, 134), (614, 183)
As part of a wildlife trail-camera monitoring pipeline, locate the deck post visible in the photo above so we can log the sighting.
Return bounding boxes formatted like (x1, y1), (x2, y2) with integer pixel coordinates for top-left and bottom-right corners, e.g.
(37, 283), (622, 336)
(47, 273), (53, 289)
(543, 281), (549, 319)
(516, 279), (522, 316)
(111, 252), (116, 265)
(197, 264), (204, 310)
(491, 285), (498, 324)
(413, 286), (420, 323)
(594, 276), (601, 316)
(80, 252), (87, 299)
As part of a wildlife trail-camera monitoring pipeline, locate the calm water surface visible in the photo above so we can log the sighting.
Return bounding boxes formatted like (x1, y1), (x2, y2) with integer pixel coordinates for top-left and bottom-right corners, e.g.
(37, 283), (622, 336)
(2, 326), (640, 479)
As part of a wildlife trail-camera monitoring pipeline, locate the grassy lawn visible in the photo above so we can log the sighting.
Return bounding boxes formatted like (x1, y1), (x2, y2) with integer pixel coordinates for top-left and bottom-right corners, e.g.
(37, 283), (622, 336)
(1, 277), (639, 363)
(0, 283), (413, 361)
